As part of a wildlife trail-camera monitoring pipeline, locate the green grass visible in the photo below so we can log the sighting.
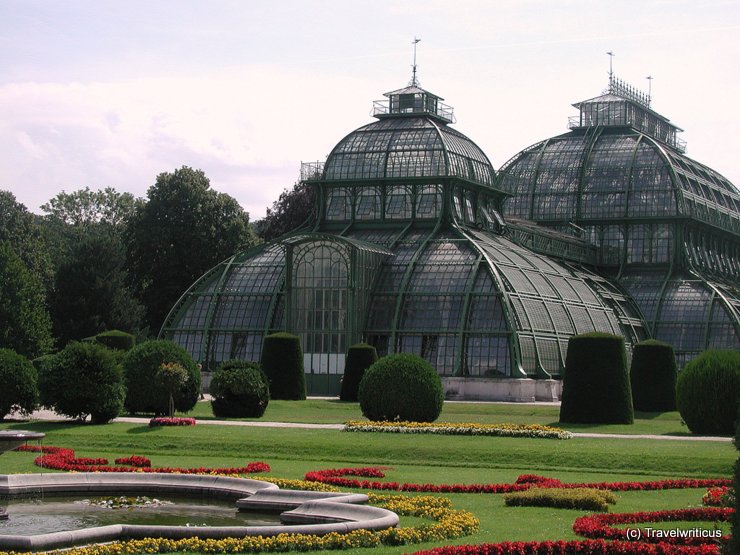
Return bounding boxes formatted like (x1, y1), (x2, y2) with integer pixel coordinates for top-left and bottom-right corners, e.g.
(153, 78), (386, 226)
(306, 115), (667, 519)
(0, 402), (735, 555)
(177, 399), (701, 437)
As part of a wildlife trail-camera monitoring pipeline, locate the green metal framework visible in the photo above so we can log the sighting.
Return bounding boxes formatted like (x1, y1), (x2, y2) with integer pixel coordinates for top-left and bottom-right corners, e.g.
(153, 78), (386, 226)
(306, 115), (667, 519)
(498, 77), (740, 364)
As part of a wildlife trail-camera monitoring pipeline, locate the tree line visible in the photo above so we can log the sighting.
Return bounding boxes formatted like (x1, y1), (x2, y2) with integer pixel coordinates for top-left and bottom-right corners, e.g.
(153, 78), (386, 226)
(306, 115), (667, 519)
(0, 166), (315, 360)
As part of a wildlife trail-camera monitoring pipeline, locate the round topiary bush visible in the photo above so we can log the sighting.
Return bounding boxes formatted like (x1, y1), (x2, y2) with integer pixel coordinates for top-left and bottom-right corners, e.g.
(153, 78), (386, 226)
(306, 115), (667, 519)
(260, 332), (305, 400)
(0, 348), (39, 419)
(39, 341), (125, 424)
(560, 332), (634, 425)
(210, 360), (270, 418)
(358, 353), (443, 422)
(630, 339), (677, 412)
(94, 330), (136, 351)
(340, 343), (378, 402)
(676, 349), (740, 436)
(121, 340), (200, 415)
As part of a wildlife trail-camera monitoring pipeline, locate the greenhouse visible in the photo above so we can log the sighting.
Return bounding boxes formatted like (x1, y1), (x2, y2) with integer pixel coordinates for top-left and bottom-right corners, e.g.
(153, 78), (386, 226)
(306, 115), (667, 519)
(161, 75), (739, 400)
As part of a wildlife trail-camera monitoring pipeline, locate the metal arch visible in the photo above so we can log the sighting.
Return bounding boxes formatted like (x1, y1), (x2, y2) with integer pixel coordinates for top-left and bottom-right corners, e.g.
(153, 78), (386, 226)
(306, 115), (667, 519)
(453, 251), (483, 376)
(575, 126), (603, 222)
(527, 138), (552, 220)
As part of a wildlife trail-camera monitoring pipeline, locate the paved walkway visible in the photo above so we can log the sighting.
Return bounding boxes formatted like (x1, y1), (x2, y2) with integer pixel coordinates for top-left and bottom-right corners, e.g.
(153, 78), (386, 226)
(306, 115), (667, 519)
(6, 406), (731, 442)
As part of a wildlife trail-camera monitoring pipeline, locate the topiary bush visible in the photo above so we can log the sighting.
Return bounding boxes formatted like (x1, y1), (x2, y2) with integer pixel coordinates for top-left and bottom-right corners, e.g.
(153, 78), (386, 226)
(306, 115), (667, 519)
(38, 341), (125, 424)
(559, 332), (634, 425)
(676, 349), (740, 436)
(340, 343), (378, 402)
(630, 339), (677, 412)
(260, 332), (305, 400)
(93, 330), (136, 351)
(121, 340), (201, 415)
(0, 348), (39, 419)
(358, 353), (443, 422)
(730, 404), (740, 555)
(503, 487), (618, 512)
(210, 360), (270, 418)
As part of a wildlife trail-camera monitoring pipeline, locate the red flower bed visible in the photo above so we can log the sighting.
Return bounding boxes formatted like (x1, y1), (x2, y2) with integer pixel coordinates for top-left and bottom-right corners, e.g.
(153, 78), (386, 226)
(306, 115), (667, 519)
(304, 467), (732, 495)
(115, 455), (152, 468)
(573, 507), (732, 545)
(409, 539), (722, 555)
(702, 486), (732, 506)
(16, 445), (269, 475)
(149, 417), (196, 427)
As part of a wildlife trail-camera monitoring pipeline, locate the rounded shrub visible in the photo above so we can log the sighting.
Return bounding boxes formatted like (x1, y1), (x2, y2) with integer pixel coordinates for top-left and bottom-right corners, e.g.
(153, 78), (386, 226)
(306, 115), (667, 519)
(94, 330), (136, 351)
(358, 353), (443, 422)
(210, 360), (270, 418)
(39, 342), (125, 424)
(122, 340), (200, 415)
(0, 348), (39, 419)
(676, 349), (740, 436)
(340, 343), (378, 402)
(630, 339), (677, 412)
(559, 332), (634, 425)
(260, 332), (305, 400)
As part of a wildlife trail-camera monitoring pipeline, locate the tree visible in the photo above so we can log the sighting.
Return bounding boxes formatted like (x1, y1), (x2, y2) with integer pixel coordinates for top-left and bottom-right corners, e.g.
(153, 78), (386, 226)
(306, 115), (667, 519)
(0, 242), (54, 358)
(41, 187), (141, 228)
(50, 229), (145, 344)
(256, 181), (316, 241)
(0, 191), (54, 291)
(126, 166), (260, 332)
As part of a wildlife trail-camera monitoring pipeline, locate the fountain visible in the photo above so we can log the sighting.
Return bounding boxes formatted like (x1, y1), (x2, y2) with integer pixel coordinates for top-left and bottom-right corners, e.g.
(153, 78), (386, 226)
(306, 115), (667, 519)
(0, 431), (45, 521)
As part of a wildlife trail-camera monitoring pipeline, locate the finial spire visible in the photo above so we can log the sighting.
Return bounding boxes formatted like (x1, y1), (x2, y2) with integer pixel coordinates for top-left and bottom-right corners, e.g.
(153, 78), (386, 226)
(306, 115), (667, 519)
(411, 37), (421, 87)
(606, 51), (615, 86)
(646, 75), (653, 106)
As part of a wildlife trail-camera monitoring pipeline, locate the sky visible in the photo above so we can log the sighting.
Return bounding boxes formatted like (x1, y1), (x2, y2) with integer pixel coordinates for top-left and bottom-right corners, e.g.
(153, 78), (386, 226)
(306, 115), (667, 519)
(1, 0), (739, 221)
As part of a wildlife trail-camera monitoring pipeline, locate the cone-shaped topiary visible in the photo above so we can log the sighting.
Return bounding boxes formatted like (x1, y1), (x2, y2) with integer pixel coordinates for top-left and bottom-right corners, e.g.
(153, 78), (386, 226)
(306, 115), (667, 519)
(560, 332), (634, 424)
(340, 343), (378, 402)
(121, 340), (200, 415)
(260, 332), (305, 400)
(210, 360), (270, 418)
(630, 339), (677, 412)
(38, 342), (125, 424)
(0, 348), (39, 419)
(676, 349), (740, 436)
(358, 353), (443, 422)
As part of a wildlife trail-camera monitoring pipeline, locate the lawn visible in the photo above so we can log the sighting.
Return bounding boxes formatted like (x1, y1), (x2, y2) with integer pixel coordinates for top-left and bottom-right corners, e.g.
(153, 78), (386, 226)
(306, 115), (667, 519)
(0, 401), (735, 555)
(180, 398), (700, 437)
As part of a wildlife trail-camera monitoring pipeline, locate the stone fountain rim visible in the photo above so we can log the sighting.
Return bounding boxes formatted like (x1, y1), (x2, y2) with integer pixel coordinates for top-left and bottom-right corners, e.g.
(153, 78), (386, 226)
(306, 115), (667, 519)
(0, 472), (399, 551)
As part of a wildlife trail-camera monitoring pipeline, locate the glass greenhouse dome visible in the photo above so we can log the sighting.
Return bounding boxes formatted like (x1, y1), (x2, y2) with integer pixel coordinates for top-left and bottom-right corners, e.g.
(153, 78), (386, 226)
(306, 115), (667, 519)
(498, 76), (740, 367)
(162, 75), (737, 399)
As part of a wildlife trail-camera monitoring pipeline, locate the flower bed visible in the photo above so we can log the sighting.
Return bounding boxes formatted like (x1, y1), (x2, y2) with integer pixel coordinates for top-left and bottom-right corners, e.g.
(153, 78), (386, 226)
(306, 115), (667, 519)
(0, 493), (479, 555)
(503, 487), (618, 512)
(573, 507), (732, 545)
(344, 420), (573, 439)
(304, 467), (732, 494)
(114, 455), (152, 468)
(408, 539), (723, 555)
(702, 486), (733, 507)
(16, 445), (269, 475)
(148, 416), (196, 427)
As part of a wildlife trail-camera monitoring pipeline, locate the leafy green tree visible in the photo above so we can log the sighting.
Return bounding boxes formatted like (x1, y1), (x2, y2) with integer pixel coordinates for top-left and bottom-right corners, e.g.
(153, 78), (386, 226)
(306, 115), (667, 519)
(50, 229), (145, 344)
(42, 187), (141, 228)
(256, 181), (316, 241)
(126, 166), (259, 331)
(0, 242), (54, 358)
(0, 191), (54, 291)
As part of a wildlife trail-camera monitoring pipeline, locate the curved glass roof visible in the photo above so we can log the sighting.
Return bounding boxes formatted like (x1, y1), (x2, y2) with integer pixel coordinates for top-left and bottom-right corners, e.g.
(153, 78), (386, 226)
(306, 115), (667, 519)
(500, 129), (740, 234)
(324, 117), (496, 187)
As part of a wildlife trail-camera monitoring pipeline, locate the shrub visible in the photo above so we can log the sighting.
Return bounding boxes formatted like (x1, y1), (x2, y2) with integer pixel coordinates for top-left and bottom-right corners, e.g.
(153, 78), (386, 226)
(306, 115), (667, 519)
(559, 333), (633, 425)
(630, 339), (677, 412)
(210, 360), (270, 418)
(260, 333), (305, 400)
(730, 405), (740, 555)
(39, 342), (125, 424)
(340, 343), (378, 402)
(358, 353), (443, 422)
(0, 348), (39, 419)
(676, 349), (740, 435)
(503, 487), (618, 512)
(93, 330), (136, 351)
(121, 340), (200, 415)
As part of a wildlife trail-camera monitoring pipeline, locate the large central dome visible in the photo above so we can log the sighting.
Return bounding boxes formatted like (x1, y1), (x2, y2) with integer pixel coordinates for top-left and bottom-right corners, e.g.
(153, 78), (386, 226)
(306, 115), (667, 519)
(323, 85), (496, 188)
